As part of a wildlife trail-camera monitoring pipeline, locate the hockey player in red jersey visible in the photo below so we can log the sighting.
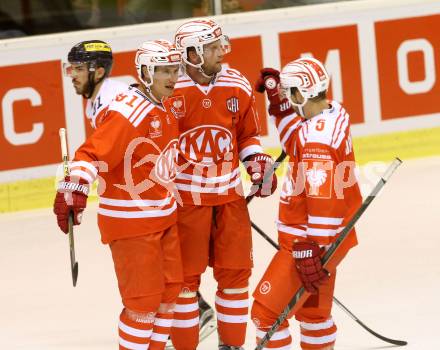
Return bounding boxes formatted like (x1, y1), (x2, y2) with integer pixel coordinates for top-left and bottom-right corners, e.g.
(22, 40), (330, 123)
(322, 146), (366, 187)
(169, 19), (277, 350)
(54, 40), (184, 350)
(251, 57), (363, 349)
(63, 40), (128, 129)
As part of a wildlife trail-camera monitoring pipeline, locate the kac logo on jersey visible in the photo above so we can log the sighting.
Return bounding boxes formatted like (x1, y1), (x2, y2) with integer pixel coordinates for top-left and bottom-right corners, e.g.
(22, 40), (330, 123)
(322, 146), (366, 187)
(226, 97), (239, 113)
(179, 125), (233, 165)
(149, 115), (162, 138)
(168, 95), (186, 119)
(155, 139), (179, 183)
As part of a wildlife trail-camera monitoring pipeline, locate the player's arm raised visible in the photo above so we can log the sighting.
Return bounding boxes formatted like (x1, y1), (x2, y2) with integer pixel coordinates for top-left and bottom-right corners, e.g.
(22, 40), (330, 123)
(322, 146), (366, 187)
(237, 85), (277, 198)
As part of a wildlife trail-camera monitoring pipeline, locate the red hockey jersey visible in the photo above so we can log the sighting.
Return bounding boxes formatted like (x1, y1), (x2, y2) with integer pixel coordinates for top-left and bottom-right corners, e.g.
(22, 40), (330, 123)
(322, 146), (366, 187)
(171, 66), (263, 206)
(275, 101), (362, 249)
(70, 85), (179, 243)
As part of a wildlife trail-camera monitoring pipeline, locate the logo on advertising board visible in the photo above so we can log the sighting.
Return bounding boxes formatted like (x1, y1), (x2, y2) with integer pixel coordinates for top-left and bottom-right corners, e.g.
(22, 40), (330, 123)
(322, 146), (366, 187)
(169, 95), (186, 119)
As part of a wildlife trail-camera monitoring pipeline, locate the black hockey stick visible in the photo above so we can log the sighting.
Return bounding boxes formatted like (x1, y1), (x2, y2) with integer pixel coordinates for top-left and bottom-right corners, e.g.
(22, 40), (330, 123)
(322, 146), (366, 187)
(59, 128), (79, 287)
(332, 296), (407, 346)
(255, 157), (404, 350)
(250, 221), (407, 346)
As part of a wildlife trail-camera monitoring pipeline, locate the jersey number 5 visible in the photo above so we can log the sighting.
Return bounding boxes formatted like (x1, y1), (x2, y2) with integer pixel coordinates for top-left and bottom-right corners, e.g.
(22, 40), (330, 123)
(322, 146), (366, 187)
(316, 119), (325, 131)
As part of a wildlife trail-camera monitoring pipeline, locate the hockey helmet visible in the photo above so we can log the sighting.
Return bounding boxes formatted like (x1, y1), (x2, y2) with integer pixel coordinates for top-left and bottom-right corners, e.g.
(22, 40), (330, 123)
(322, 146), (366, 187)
(174, 19), (231, 69)
(280, 57), (329, 105)
(135, 39), (182, 88)
(65, 40), (113, 76)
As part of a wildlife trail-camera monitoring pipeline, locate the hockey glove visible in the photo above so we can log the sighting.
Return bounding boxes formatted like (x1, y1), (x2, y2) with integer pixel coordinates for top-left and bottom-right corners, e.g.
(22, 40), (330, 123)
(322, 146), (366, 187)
(53, 176), (89, 234)
(244, 153), (277, 197)
(293, 240), (329, 294)
(254, 68), (294, 118)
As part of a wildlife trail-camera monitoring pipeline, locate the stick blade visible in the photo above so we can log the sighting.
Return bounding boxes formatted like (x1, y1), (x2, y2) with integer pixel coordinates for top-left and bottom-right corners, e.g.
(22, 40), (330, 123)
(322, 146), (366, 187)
(72, 262), (79, 287)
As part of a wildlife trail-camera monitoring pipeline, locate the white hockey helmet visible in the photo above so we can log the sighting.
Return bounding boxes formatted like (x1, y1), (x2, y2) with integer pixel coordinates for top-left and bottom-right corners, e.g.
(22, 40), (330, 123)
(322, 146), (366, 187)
(135, 39), (182, 88)
(280, 57), (329, 105)
(174, 19), (231, 69)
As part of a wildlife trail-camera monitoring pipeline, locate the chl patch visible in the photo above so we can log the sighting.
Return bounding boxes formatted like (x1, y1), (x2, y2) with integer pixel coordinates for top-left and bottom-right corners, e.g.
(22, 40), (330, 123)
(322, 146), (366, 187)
(226, 96), (239, 113)
(168, 95), (186, 119)
(303, 159), (333, 198)
(149, 115), (162, 138)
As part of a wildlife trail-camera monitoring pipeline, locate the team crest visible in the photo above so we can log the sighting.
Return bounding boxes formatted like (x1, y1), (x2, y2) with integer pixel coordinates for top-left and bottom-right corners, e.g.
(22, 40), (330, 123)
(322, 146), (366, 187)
(169, 95), (186, 119)
(149, 115), (162, 138)
(303, 159), (333, 199)
(226, 97), (239, 113)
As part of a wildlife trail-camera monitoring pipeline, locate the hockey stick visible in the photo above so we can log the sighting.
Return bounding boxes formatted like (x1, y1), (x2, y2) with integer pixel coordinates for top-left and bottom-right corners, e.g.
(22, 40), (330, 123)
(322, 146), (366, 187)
(248, 153), (407, 345)
(255, 157), (403, 350)
(59, 128), (79, 287)
(250, 221), (407, 346)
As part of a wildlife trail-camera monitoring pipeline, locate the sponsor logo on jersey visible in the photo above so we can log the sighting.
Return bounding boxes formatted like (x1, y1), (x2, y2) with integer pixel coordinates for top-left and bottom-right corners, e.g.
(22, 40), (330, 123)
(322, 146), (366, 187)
(155, 139), (179, 183)
(169, 95), (186, 119)
(226, 96), (239, 113)
(179, 125), (233, 165)
(202, 98), (212, 109)
(303, 159), (333, 198)
(259, 281), (271, 295)
(149, 115), (162, 138)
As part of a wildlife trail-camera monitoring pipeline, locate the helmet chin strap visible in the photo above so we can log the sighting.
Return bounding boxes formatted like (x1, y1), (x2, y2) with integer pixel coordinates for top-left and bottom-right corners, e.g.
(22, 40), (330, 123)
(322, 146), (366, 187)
(83, 67), (105, 99)
(184, 54), (216, 80)
(290, 97), (308, 118)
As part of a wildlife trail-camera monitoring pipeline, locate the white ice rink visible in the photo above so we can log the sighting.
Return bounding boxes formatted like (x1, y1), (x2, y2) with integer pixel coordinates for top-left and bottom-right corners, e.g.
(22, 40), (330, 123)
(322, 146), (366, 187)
(1, 157), (439, 349)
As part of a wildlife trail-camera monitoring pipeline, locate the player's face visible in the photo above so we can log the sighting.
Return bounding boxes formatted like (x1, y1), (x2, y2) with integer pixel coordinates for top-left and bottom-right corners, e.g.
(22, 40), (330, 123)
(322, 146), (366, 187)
(68, 63), (90, 95)
(151, 65), (180, 100)
(202, 39), (224, 75)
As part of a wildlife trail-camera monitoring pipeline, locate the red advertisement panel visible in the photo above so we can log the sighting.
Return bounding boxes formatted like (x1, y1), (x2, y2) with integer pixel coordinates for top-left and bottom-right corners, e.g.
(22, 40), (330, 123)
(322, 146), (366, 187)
(279, 25), (364, 124)
(375, 14), (440, 120)
(0, 61), (65, 171)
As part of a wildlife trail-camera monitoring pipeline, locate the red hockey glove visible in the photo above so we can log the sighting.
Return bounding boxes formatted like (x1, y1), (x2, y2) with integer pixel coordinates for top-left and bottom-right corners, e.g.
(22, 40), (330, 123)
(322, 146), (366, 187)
(293, 240), (329, 294)
(244, 153), (277, 197)
(53, 176), (89, 234)
(254, 68), (294, 118)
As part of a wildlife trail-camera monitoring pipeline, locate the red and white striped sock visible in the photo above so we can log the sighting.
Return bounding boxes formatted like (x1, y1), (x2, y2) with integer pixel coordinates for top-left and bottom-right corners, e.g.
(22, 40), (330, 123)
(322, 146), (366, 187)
(149, 308), (174, 350)
(118, 308), (154, 350)
(215, 288), (248, 346)
(256, 326), (292, 349)
(300, 317), (337, 350)
(170, 292), (199, 350)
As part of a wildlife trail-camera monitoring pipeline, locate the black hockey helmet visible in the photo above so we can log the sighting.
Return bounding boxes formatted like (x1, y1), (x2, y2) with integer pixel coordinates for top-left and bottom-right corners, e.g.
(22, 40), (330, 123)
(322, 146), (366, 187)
(67, 40), (113, 76)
